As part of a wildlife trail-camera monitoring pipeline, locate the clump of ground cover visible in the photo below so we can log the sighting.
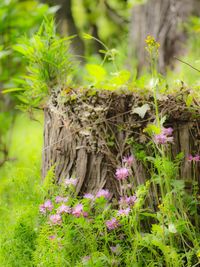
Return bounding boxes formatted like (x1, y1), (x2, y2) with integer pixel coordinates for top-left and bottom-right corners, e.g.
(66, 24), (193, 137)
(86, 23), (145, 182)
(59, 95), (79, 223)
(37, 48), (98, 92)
(32, 125), (200, 267)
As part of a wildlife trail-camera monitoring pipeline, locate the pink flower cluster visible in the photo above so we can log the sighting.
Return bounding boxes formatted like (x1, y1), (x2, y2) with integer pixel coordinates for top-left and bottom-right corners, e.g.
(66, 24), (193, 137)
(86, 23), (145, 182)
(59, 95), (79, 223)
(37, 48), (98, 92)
(119, 195), (137, 207)
(83, 189), (111, 201)
(83, 193), (95, 200)
(154, 127), (174, 145)
(122, 155), (134, 166)
(106, 217), (120, 230)
(39, 200), (53, 214)
(56, 204), (71, 214)
(64, 178), (78, 187)
(115, 167), (129, 180)
(188, 155), (200, 162)
(96, 189), (111, 199)
(72, 204), (88, 218)
(49, 214), (62, 225)
(114, 155), (134, 181)
(117, 207), (130, 216)
(55, 196), (68, 203)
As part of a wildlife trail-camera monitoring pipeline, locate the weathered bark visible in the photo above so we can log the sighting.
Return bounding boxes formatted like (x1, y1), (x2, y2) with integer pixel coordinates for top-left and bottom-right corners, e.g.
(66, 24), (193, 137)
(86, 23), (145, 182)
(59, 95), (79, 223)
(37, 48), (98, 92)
(42, 90), (200, 198)
(128, 0), (200, 74)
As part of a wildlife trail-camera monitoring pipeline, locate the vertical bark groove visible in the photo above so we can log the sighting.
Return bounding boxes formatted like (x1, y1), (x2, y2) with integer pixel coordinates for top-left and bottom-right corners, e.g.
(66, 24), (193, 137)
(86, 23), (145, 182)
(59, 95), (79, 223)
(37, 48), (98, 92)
(42, 92), (200, 198)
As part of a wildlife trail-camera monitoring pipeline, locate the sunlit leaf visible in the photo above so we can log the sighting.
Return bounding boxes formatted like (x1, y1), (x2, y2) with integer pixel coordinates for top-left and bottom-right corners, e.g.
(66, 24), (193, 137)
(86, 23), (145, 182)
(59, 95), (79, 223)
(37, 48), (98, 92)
(86, 64), (107, 83)
(2, 88), (25, 94)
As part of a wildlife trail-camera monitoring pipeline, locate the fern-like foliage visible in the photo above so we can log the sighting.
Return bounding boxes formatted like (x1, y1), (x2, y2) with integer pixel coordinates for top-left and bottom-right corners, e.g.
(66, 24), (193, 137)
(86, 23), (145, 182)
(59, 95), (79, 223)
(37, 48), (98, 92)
(9, 18), (74, 110)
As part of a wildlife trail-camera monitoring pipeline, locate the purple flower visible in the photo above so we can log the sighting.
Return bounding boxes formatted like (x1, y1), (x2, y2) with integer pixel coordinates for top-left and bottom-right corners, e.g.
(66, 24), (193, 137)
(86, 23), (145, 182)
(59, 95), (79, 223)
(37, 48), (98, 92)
(96, 189), (111, 199)
(188, 155), (193, 162)
(115, 167), (129, 180)
(49, 214), (62, 225)
(44, 200), (53, 210)
(56, 204), (71, 214)
(110, 244), (121, 255)
(119, 195), (137, 207)
(154, 127), (174, 145)
(123, 155), (134, 166)
(193, 155), (200, 162)
(162, 127), (173, 136)
(72, 204), (88, 218)
(154, 134), (173, 145)
(39, 199), (53, 214)
(117, 207), (130, 216)
(64, 178), (78, 187)
(188, 155), (200, 162)
(106, 218), (120, 230)
(83, 193), (95, 200)
(39, 205), (46, 214)
(55, 196), (68, 203)
(126, 195), (137, 206)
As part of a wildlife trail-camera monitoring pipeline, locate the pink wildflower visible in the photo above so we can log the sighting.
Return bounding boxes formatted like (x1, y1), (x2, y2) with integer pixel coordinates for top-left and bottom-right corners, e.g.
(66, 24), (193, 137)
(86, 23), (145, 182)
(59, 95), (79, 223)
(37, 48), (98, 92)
(106, 218), (120, 230)
(154, 127), (174, 145)
(188, 155), (193, 162)
(126, 195), (137, 206)
(39, 205), (46, 214)
(154, 134), (173, 144)
(188, 155), (200, 162)
(56, 204), (71, 214)
(39, 199), (53, 214)
(96, 189), (111, 199)
(55, 196), (68, 203)
(117, 207), (131, 216)
(162, 127), (173, 136)
(64, 178), (78, 187)
(193, 155), (200, 162)
(49, 214), (62, 225)
(119, 195), (137, 207)
(123, 155), (134, 166)
(72, 204), (88, 218)
(115, 167), (129, 180)
(83, 193), (95, 200)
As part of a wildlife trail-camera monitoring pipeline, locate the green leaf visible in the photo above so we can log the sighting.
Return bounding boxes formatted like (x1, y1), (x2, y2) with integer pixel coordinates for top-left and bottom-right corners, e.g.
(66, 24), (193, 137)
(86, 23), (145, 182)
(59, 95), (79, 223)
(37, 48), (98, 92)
(82, 33), (93, 40)
(12, 44), (28, 55)
(144, 124), (160, 135)
(110, 70), (131, 86)
(160, 115), (167, 126)
(186, 94), (193, 107)
(141, 212), (157, 219)
(2, 88), (24, 94)
(86, 64), (107, 83)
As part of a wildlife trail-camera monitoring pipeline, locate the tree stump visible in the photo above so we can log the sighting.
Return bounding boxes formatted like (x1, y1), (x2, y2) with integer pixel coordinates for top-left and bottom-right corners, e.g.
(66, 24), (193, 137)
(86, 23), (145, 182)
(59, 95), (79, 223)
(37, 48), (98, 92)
(42, 89), (200, 198)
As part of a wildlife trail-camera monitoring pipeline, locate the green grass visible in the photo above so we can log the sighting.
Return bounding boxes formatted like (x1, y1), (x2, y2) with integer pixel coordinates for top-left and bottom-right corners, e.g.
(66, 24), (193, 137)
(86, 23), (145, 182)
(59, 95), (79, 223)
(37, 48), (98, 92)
(0, 112), (43, 266)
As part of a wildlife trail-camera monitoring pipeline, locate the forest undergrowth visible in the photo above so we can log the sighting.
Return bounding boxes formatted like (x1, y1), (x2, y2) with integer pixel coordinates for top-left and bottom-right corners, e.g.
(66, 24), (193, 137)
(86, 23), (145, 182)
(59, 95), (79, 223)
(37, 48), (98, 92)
(0, 7), (200, 267)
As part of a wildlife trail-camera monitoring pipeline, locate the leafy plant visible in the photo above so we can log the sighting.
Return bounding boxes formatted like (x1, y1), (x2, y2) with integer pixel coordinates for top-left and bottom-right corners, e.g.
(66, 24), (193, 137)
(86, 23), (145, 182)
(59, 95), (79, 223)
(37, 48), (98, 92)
(4, 18), (74, 111)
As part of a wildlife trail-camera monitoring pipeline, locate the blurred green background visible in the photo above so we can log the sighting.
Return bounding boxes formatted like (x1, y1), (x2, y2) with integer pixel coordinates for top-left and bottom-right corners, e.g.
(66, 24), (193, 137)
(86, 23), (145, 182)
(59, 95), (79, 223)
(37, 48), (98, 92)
(0, 1), (200, 264)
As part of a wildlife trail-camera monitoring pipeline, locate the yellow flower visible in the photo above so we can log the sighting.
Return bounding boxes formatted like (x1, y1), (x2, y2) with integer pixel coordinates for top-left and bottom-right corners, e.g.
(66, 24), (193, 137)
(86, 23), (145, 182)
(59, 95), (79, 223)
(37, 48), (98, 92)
(145, 35), (160, 50)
